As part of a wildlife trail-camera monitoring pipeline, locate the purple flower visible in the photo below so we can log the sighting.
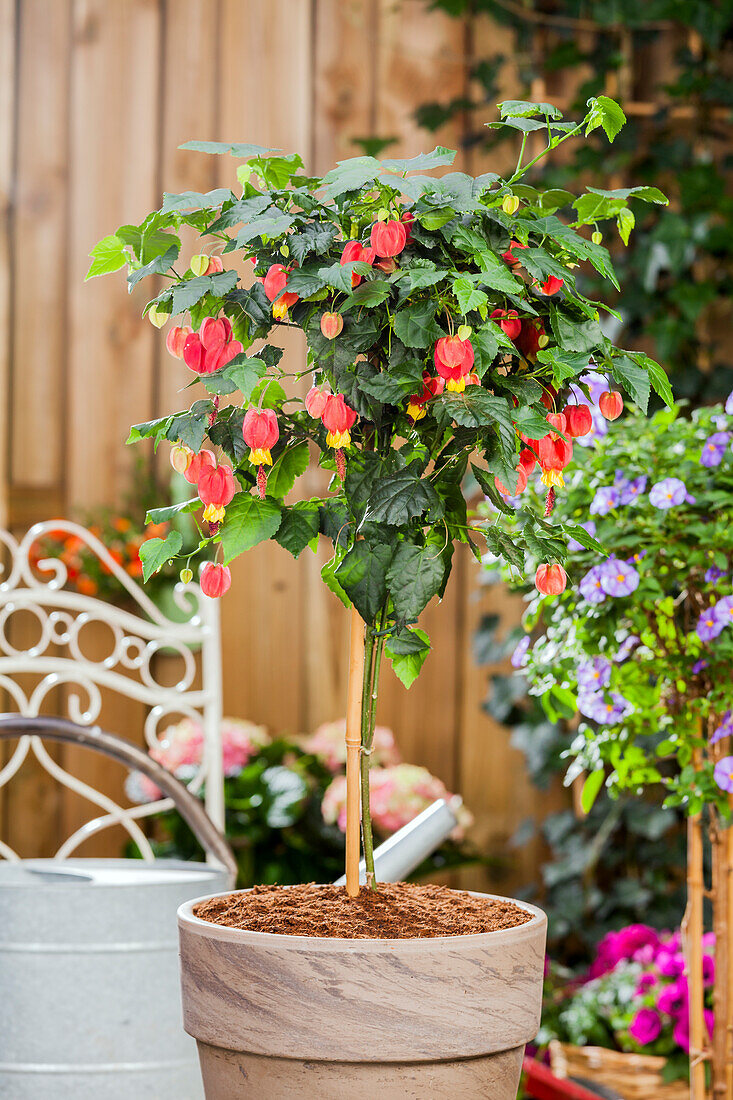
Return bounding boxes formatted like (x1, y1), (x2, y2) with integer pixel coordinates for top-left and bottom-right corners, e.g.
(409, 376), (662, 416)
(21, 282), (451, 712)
(692, 659), (709, 674)
(626, 549), (648, 566)
(629, 1007), (662, 1046)
(619, 475), (648, 505)
(714, 756), (733, 793)
(579, 565), (607, 604)
(579, 690), (632, 725)
(577, 657), (612, 691)
(714, 595), (733, 628)
(696, 607), (726, 642)
(705, 565), (725, 584)
(511, 636), (530, 669)
(615, 635), (640, 662)
(701, 431), (730, 467)
(726, 389), (733, 415)
(657, 978), (688, 1016)
(705, 1010), (715, 1039)
(567, 520), (597, 553)
(711, 712), (733, 745)
(600, 558), (640, 597)
(649, 477), (695, 509)
(590, 485), (619, 516)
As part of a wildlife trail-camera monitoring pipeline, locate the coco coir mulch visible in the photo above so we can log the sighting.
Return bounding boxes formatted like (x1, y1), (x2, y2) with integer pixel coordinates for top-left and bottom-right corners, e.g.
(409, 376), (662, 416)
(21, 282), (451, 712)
(193, 882), (532, 939)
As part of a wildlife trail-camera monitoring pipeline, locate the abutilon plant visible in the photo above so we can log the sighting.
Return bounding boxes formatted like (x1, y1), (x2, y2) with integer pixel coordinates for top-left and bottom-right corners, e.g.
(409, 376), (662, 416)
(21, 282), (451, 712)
(90, 94), (671, 897)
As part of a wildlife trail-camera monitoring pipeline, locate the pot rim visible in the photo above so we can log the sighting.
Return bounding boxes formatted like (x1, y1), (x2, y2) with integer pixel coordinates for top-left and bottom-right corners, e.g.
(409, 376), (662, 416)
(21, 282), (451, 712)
(178, 885), (546, 948)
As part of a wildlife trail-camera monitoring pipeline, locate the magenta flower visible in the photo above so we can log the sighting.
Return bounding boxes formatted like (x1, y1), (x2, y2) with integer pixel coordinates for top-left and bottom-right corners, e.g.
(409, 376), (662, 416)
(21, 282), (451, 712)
(579, 565), (607, 604)
(700, 431), (730, 467)
(673, 1015), (690, 1052)
(696, 606), (726, 642)
(656, 950), (686, 978)
(590, 485), (619, 516)
(703, 954), (715, 986)
(588, 924), (661, 978)
(714, 756), (733, 794)
(577, 657), (611, 691)
(649, 477), (695, 509)
(511, 635), (530, 669)
(636, 973), (658, 994)
(600, 558), (640, 597)
(657, 978), (688, 1016)
(629, 1007), (662, 1046)
(567, 520), (597, 553)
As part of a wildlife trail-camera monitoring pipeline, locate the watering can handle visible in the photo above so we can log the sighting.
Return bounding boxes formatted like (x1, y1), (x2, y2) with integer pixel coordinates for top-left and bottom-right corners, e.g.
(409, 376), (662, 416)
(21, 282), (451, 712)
(0, 714), (237, 881)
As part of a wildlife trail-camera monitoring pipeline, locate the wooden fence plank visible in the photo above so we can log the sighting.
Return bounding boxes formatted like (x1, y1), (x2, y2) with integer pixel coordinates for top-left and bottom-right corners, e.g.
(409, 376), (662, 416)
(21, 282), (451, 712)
(0, 0), (16, 529)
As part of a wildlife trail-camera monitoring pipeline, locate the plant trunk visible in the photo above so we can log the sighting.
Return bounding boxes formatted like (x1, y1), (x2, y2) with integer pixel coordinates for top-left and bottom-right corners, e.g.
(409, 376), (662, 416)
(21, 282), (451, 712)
(345, 606), (366, 897)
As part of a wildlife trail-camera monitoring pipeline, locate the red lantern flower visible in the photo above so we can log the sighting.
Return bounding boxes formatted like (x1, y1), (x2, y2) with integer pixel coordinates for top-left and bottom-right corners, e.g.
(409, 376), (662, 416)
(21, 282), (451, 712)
(535, 563), (567, 596)
(515, 318), (546, 360)
(563, 404), (593, 438)
(546, 412), (567, 435)
(490, 308), (522, 341)
(263, 263), (299, 320)
(340, 240), (376, 286)
(538, 433), (573, 487)
(406, 373), (444, 422)
(198, 464), (237, 525)
(183, 448), (216, 485)
(519, 446), (537, 474)
(370, 219), (407, 258)
(401, 210), (415, 241)
(322, 393), (357, 480)
(599, 390), (624, 420)
(170, 444), (193, 475)
(501, 240), (528, 267)
(536, 275), (564, 296)
(305, 386), (329, 419)
(494, 466), (528, 497)
(166, 325), (192, 359)
(243, 408), (280, 499)
(320, 312), (343, 339)
(433, 335), (475, 393)
(182, 318), (243, 375)
(200, 561), (232, 599)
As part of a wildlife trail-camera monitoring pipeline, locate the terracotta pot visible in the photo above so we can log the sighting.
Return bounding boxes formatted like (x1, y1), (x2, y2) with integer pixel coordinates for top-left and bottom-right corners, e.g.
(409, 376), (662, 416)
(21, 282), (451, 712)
(178, 888), (547, 1099)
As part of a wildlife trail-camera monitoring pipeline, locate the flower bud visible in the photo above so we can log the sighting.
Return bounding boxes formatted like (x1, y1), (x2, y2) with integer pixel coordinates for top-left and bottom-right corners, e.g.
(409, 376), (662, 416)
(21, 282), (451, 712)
(170, 444), (193, 475)
(166, 325), (192, 359)
(148, 303), (169, 329)
(305, 386), (329, 419)
(457, 324), (472, 341)
(320, 312), (344, 340)
(200, 561), (232, 599)
(592, 230), (603, 245)
(502, 194), (520, 215)
(535, 563), (567, 596)
(563, 404), (593, 438)
(190, 254), (210, 277)
(179, 567), (193, 584)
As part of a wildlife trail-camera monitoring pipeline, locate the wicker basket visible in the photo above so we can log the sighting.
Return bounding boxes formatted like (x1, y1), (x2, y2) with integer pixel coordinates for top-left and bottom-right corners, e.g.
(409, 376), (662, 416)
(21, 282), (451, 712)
(549, 1040), (689, 1100)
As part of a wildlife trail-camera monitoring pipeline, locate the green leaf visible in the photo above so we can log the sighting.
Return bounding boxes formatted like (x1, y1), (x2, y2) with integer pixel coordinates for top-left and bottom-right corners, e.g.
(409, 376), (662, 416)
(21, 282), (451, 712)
(610, 353), (651, 413)
(283, 267), (327, 298)
(417, 208), (457, 231)
(288, 222), (339, 264)
(266, 442), (310, 499)
(587, 184), (667, 205)
(321, 554), (351, 607)
(392, 300), (442, 348)
(321, 156), (381, 198)
(85, 234), (129, 280)
(127, 244), (180, 289)
(581, 769), (606, 813)
(586, 95), (626, 142)
(385, 627), (431, 688)
(550, 310), (603, 354)
(166, 411), (207, 452)
(221, 494), (282, 563)
(318, 260), (369, 295)
(145, 498), (200, 524)
(179, 140), (279, 157)
(335, 540), (394, 622)
(498, 100), (563, 120)
(170, 270), (239, 315)
(208, 354), (267, 401)
(140, 532), (182, 582)
(365, 463), (443, 526)
(437, 389), (515, 431)
(275, 500), (321, 558)
(342, 279), (392, 309)
(161, 188), (232, 214)
(360, 360), (425, 405)
(476, 249), (522, 294)
(471, 463), (514, 515)
(127, 415), (172, 446)
(381, 147), (456, 172)
(563, 524), (606, 555)
(617, 207), (635, 245)
(630, 351), (673, 409)
(386, 542), (445, 620)
(235, 214), (294, 246)
(404, 261), (449, 291)
(452, 275), (488, 314)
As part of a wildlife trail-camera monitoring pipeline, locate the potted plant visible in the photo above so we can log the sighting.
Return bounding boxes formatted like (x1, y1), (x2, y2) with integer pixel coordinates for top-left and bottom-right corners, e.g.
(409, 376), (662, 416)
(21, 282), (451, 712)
(89, 96), (668, 1098)
(500, 398), (733, 1096)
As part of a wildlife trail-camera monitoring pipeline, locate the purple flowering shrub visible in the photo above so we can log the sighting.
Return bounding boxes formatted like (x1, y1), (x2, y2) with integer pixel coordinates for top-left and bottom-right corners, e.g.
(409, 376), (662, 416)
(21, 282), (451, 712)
(539, 923), (714, 1080)
(501, 400), (733, 816)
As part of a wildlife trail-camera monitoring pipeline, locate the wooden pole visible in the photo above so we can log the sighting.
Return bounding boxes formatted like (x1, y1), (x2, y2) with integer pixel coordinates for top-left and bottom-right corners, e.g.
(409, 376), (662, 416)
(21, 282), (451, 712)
(684, 806), (708, 1100)
(344, 605), (366, 897)
(711, 813), (728, 1100)
(726, 804), (733, 1099)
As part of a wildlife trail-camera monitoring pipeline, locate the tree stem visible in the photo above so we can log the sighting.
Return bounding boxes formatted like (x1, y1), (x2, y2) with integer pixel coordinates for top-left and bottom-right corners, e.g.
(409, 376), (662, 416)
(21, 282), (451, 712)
(344, 607), (366, 896)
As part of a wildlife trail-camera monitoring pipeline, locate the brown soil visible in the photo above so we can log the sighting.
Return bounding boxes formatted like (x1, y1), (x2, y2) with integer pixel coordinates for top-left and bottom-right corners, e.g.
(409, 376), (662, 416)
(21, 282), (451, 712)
(193, 882), (532, 939)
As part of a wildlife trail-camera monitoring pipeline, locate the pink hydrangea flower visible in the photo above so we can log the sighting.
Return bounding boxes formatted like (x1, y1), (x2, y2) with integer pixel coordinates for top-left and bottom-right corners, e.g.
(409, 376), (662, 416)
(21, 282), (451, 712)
(301, 719), (402, 773)
(124, 770), (162, 804)
(321, 764), (472, 838)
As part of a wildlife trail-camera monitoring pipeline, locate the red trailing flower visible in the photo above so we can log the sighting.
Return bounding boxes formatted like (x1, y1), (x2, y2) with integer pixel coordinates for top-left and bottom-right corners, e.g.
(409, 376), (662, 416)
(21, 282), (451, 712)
(305, 386), (329, 418)
(200, 561), (232, 599)
(535, 563), (567, 596)
(322, 393), (357, 480)
(518, 446), (537, 474)
(263, 263), (299, 320)
(490, 308), (521, 340)
(320, 312), (343, 339)
(198, 464), (237, 524)
(535, 275), (564, 296)
(370, 219), (407, 258)
(340, 240), (376, 287)
(515, 318), (547, 360)
(563, 404), (593, 438)
(501, 240), (528, 267)
(546, 412), (567, 435)
(538, 433), (573, 488)
(182, 318), (243, 375)
(243, 408), (280, 499)
(401, 210), (415, 241)
(166, 325), (192, 359)
(406, 373), (444, 422)
(433, 335), (475, 393)
(183, 448), (216, 485)
(599, 390), (624, 420)
(494, 465), (528, 497)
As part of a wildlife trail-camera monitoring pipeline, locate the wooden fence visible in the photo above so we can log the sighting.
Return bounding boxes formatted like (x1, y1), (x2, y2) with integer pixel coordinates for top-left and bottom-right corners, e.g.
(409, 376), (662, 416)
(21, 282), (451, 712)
(0, 0), (680, 892)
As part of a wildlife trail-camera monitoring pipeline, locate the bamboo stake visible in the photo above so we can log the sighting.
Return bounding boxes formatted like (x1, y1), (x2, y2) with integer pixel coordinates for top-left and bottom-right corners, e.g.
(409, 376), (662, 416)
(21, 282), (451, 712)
(711, 814), (728, 1100)
(344, 605), (366, 897)
(684, 806), (708, 1100)
(726, 802), (733, 1099)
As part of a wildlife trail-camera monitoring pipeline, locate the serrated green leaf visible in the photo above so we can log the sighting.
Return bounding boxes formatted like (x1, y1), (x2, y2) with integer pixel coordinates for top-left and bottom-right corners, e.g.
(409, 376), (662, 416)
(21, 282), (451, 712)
(360, 360), (425, 404)
(128, 243), (180, 289)
(452, 275), (488, 314)
(221, 494), (282, 563)
(127, 415), (173, 446)
(381, 147), (456, 172)
(266, 442), (310, 499)
(335, 540), (393, 622)
(471, 463), (514, 515)
(586, 95), (626, 143)
(179, 140), (279, 157)
(417, 208), (457, 231)
(321, 156), (381, 198)
(140, 531), (183, 582)
(85, 234), (130, 280)
(170, 270), (239, 315)
(385, 627), (431, 688)
(563, 524), (607, 555)
(387, 542), (445, 620)
(610, 353), (651, 413)
(275, 500), (321, 558)
(392, 300), (442, 348)
(550, 310), (603, 354)
(161, 189), (232, 214)
(235, 214), (294, 246)
(617, 207), (635, 246)
(499, 100), (563, 120)
(365, 463), (442, 526)
(145, 498), (200, 524)
(342, 279), (392, 309)
(321, 554), (351, 607)
(630, 351), (673, 409)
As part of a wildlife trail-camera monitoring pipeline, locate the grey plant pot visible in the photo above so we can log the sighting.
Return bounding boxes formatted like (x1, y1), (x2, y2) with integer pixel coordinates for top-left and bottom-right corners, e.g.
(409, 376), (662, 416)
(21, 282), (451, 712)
(178, 887), (547, 1099)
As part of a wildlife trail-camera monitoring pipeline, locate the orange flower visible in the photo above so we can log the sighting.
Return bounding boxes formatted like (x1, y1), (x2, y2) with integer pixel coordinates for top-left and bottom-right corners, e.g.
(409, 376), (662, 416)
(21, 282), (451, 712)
(112, 517), (131, 534)
(76, 576), (98, 597)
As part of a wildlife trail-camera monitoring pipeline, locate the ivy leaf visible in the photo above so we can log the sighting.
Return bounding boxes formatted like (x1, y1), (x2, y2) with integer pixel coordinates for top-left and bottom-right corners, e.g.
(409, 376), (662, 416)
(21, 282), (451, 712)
(140, 531), (182, 582)
(275, 500), (320, 558)
(166, 411), (207, 452)
(161, 189), (232, 214)
(335, 540), (394, 622)
(437, 389), (515, 432)
(85, 234), (130, 280)
(221, 494), (282, 563)
(476, 249), (522, 294)
(284, 267), (327, 298)
(452, 275), (488, 314)
(267, 442), (310, 499)
(179, 140), (279, 157)
(322, 156), (382, 198)
(392, 300), (442, 348)
(386, 543), (445, 620)
(360, 360), (425, 405)
(385, 627), (431, 688)
(610, 353), (651, 413)
(365, 463), (443, 526)
(128, 244), (180, 290)
(145, 498), (200, 524)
